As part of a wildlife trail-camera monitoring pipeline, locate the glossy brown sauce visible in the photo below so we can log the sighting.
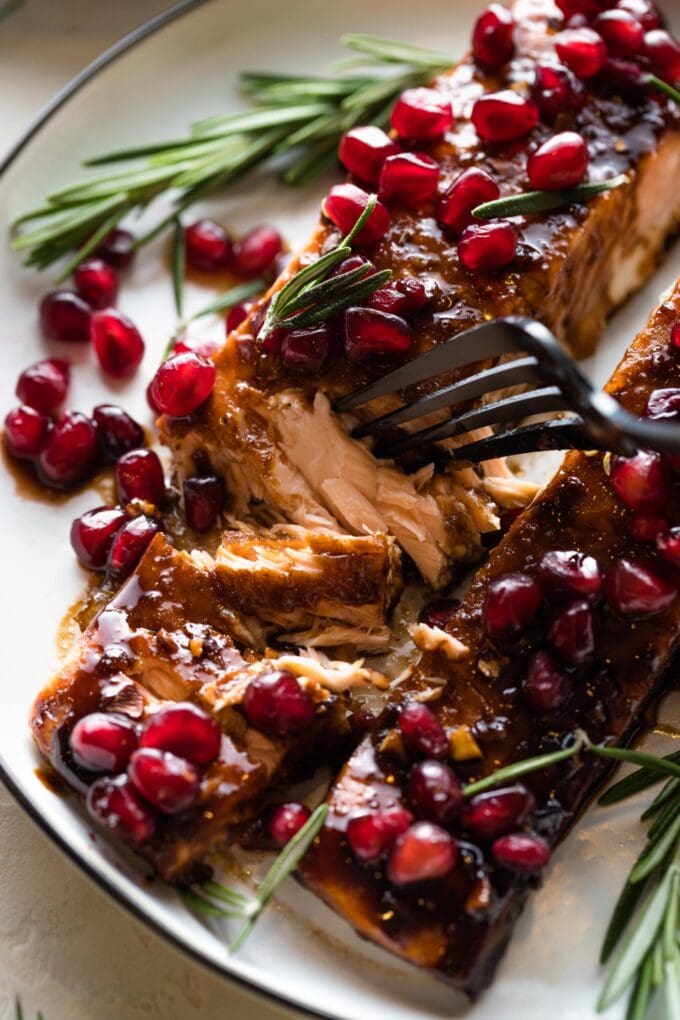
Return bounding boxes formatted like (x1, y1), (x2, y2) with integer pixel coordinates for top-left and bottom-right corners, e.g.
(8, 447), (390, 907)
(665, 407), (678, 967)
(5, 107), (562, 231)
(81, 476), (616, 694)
(1, 439), (115, 506)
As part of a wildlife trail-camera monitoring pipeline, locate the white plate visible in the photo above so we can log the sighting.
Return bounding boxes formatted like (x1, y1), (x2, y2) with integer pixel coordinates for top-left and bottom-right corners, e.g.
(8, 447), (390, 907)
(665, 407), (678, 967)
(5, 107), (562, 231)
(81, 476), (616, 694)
(1, 2), (680, 1018)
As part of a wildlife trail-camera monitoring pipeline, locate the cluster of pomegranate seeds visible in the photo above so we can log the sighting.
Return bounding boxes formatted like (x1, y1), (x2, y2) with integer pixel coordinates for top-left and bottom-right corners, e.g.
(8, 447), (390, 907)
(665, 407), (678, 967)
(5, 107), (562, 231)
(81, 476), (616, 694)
(183, 475), (225, 532)
(107, 515), (161, 577)
(115, 448), (165, 507)
(556, 27), (608, 77)
(472, 4), (515, 69)
(387, 821), (458, 886)
(344, 307), (412, 363)
(149, 351), (216, 417)
(438, 168), (500, 236)
(16, 358), (69, 413)
(492, 832), (550, 873)
(232, 225), (284, 277)
(471, 90), (539, 143)
(603, 557), (677, 617)
(482, 573), (543, 642)
(40, 291), (91, 342)
(339, 126), (401, 185)
(390, 88), (453, 142)
(38, 410), (99, 490)
(523, 650), (573, 713)
(242, 670), (316, 737)
(609, 449), (670, 511)
(93, 404), (145, 462)
(95, 228), (136, 269)
(617, 0), (660, 31)
(74, 258), (118, 309)
(378, 152), (440, 207)
(458, 221), (517, 273)
(398, 702), (448, 759)
(408, 760), (462, 824)
(185, 219), (232, 271)
(184, 219), (282, 277)
(70, 712), (139, 772)
(527, 131), (588, 190)
(269, 802), (312, 848)
(346, 808), (413, 863)
(531, 63), (585, 121)
(322, 184), (390, 247)
(463, 785), (535, 841)
(70, 506), (128, 570)
(90, 309), (145, 379)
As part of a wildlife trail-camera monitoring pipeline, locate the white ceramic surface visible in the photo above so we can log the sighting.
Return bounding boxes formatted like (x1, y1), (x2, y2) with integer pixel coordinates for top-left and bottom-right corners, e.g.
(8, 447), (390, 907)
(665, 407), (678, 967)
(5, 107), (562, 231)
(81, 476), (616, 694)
(1, 2), (680, 1018)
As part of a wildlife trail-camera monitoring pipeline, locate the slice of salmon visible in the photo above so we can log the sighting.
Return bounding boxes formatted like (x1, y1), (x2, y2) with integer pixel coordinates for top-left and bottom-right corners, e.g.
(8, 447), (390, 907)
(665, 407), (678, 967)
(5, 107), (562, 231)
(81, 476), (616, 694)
(300, 279), (680, 995)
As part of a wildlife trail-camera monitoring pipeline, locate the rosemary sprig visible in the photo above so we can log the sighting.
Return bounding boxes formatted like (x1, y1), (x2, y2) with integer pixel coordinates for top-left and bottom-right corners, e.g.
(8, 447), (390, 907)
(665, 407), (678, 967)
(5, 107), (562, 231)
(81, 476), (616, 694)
(472, 174), (629, 221)
(11, 35), (454, 275)
(14, 998), (43, 1020)
(171, 218), (185, 319)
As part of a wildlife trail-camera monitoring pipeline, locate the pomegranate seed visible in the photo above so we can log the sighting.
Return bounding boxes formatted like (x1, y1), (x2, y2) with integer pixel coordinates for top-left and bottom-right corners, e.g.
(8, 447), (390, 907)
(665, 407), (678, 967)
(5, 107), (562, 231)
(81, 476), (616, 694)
(73, 258), (118, 309)
(70, 712), (138, 772)
(522, 650), (573, 713)
(243, 670), (316, 737)
(16, 358), (69, 413)
(408, 760), (462, 823)
(184, 219), (231, 271)
(107, 515), (160, 577)
(458, 222), (517, 272)
(87, 774), (156, 845)
(604, 557), (677, 617)
(329, 253), (375, 279)
(602, 56), (649, 91)
(95, 228), (136, 269)
(555, 0), (602, 18)
(174, 336), (222, 360)
(531, 63), (585, 120)
(232, 225), (283, 277)
(644, 29), (680, 82)
(322, 184), (390, 247)
(115, 449), (164, 507)
(548, 598), (595, 665)
(629, 512), (667, 542)
(226, 301), (254, 334)
(4, 406), (51, 460)
(128, 748), (200, 814)
(492, 832), (550, 873)
(344, 307), (412, 363)
(37, 411), (99, 490)
(437, 168), (500, 235)
(472, 4), (516, 69)
(471, 90), (539, 143)
(140, 702), (221, 765)
(398, 702), (448, 759)
(280, 324), (332, 375)
(183, 475), (225, 532)
(556, 27), (608, 77)
(538, 549), (602, 600)
(464, 785), (535, 841)
(387, 822), (458, 885)
(609, 449), (670, 511)
(70, 506), (127, 570)
(93, 404), (145, 462)
(149, 352), (216, 417)
(671, 323), (680, 353)
(378, 152), (440, 207)
(595, 10), (645, 56)
(616, 0), (660, 31)
(367, 277), (430, 316)
(346, 808), (412, 862)
(146, 381), (161, 414)
(90, 309), (145, 379)
(40, 290), (91, 342)
(657, 527), (680, 568)
(338, 125), (401, 184)
(390, 88), (454, 142)
(419, 598), (460, 629)
(527, 131), (588, 190)
(269, 802), (311, 847)
(483, 573), (543, 642)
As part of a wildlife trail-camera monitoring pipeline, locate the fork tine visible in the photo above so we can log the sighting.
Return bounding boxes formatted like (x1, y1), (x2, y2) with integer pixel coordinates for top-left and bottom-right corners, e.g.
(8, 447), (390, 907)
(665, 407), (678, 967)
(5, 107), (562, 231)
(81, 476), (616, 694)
(446, 418), (592, 462)
(352, 357), (541, 439)
(378, 386), (568, 457)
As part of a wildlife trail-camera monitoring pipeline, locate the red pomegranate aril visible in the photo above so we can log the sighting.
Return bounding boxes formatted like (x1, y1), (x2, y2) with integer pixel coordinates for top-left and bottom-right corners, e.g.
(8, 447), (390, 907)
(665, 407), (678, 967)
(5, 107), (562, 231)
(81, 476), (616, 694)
(40, 290), (91, 342)
(595, 10), (645, 56)
(173, 335), (222, 360)
(617, 0), (661, 31)
(492, 832), (551, 873)
(183, 475), (225, 532)
(93, 404), (144, 462)
(87, 774), (156, 846)
(346, 808), (413, 863)
(471, 90), (539, 143)
(338, 125), (402, 184)
(70, 506), (127, 570)
(140, 702), (221, 765)
(16, 358), (69, 413)
(232, 225), (283, 277)
(556, 28), (609, 78)
(670, 322), (680, 353)
(609, 449), (670, 512)
(378, 152), (440, 207)
(38, 411), (99, 489)
(344, 306), (412, 363)
(95, 228), (136, 269)
(243, 670), (316, 737)
(527, 131), (588, 190)
(438, 168), (500, 236)
(330, 253), (375, 279)
(483, 573), (543, 642)
(367, 277), (429, 316)
(116, 448), (165, 507)
(387, 822), (458, 885)
(408, 760), (462, 824)
(107, 515), (160, 577)
(548, 598), (595, 666)
(531, 63), (585, 120)
(398, 702), (448, 760)
(149, 352), (216, 417)
(473, 4), (516, 69)
(280, 324), (332, 375)
(629, 512), (667, 542)
(419, 598), (460, 629)
(604, 557), (677, 617)
(269, 802), (311, 848)
(90, 309), (145, 379)
(657, 528), (680, 568)
(128, 748), (200, 815)
(458, 221), (517, 273)
(538, 549), (602, 600)
(465, 785), (536, 841)
(322, 184), (390, 247)
(70, 712), (138, 773)
(390, 88), (453, 142)
(523, 650), (573, 713)
(644, 29), (680, 82)
(555, 0), (602, 18)
(73, 258), (118, 309)
(4, 405), (51, 460)
(226, 301), (255, 334)
(184, 219), (231, 271)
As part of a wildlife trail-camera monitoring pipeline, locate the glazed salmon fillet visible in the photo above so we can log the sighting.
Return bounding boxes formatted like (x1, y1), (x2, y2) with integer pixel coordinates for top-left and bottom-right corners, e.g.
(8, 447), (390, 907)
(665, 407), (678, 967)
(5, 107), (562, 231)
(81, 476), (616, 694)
(161, 0), (680, 589)
(300, 281), (680, 996)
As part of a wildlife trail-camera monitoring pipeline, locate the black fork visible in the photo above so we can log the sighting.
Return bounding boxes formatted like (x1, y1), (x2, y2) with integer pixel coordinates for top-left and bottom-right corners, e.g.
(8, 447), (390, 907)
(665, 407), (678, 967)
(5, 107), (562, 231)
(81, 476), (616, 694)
(335, 317), (680, 463)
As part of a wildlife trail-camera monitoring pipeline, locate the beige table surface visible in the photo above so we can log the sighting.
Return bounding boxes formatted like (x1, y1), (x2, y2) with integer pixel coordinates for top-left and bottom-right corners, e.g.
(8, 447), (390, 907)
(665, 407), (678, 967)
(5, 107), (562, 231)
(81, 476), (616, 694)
(0, 3), (292, 1018)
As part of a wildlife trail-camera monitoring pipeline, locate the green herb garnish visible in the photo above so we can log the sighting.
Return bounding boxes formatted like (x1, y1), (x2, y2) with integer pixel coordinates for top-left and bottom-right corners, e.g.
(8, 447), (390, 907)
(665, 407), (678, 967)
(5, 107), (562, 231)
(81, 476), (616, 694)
(471, 175), (629, 222)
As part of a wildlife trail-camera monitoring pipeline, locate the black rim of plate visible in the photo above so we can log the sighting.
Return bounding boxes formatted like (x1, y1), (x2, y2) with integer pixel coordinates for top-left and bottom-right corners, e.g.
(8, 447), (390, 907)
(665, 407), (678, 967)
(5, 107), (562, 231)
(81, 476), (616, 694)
(0, 4), (333, 1017)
